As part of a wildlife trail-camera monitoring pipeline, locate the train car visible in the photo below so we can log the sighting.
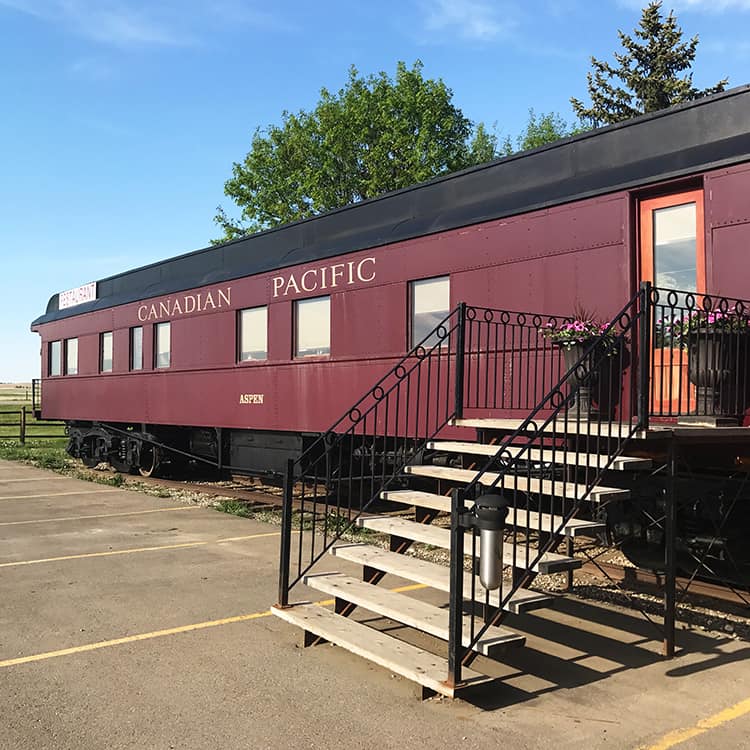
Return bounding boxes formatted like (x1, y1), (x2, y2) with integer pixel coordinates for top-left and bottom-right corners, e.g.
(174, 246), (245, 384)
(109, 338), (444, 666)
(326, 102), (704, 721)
(31, 85), (750, 481)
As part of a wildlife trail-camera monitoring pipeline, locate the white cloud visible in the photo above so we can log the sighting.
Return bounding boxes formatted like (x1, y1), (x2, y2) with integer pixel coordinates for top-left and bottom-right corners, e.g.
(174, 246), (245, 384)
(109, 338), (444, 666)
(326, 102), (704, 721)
(619, 0), (750, 12)
(0, 0), (193, 46)
(672, 0), (750, 9)
(0, 1), (294, 48)
(421, 0), (516, 41)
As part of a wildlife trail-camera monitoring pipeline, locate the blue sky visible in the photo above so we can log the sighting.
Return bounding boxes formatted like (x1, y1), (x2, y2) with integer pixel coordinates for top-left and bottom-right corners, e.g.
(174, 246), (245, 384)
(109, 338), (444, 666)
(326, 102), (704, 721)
(1, 0), (748, 381)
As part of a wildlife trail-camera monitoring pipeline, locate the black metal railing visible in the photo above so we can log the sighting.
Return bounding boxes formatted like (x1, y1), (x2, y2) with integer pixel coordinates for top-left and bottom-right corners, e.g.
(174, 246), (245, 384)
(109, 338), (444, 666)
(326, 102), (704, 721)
(278, 305), (465, 604)
(646, 287), (750, 422)
(277, 301), (607, 606)
(446, 288), (647, 686)
(461, 308), (573, 414)
(276, 280), (750, 684)
(31, 378), (42, 417)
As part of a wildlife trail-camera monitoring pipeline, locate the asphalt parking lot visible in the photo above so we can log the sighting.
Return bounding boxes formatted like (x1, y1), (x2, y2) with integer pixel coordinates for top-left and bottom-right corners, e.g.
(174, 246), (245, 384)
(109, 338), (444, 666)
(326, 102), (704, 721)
(1, 458), (749, 750)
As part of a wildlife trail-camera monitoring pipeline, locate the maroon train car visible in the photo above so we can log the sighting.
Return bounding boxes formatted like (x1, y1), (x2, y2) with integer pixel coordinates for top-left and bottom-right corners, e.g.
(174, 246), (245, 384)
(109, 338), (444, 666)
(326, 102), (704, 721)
(31, 86), (750, 476)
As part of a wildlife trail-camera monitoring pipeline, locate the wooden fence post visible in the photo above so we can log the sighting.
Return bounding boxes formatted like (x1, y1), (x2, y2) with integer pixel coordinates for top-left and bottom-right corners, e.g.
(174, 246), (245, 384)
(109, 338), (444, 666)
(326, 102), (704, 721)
(20, 407), (27, 445)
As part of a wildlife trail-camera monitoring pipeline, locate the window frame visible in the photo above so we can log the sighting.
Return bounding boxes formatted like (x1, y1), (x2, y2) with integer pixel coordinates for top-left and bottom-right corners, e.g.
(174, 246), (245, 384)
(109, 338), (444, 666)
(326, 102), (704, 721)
(49, 340), (62, 377)
(130, 326), (144, 371)
(237, 306), (269, 363)
(154, 321), (171, 369)
(64, 338), (78, 376)
(100, 331), (113, 373)
(294, 295), (331, 359)
(409, 276), (451, 349)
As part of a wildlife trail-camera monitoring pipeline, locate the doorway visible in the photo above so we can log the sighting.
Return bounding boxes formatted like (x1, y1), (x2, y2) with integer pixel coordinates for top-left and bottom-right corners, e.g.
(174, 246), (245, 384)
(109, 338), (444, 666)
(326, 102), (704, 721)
(639, 189), (705, 416)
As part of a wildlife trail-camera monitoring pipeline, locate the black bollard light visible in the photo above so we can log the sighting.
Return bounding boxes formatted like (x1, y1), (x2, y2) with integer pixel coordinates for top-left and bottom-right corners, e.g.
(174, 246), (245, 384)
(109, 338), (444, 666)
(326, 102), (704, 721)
(471, 492), (509, 591)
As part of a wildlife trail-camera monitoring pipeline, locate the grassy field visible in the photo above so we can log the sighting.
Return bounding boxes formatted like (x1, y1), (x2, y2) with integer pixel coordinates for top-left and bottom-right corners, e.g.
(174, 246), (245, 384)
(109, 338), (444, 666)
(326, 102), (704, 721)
(0, 382), (32, 407)
(0, 382), (66, 441)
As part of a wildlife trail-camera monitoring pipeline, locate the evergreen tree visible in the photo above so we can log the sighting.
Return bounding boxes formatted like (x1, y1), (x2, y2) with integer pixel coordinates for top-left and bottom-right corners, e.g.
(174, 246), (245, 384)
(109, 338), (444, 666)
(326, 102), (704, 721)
(571, 2), (727, 127)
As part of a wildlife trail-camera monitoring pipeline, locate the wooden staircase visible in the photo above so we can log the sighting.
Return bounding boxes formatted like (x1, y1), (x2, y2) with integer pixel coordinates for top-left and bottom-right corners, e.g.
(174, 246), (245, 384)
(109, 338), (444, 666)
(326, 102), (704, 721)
(272, 417), (652, 699)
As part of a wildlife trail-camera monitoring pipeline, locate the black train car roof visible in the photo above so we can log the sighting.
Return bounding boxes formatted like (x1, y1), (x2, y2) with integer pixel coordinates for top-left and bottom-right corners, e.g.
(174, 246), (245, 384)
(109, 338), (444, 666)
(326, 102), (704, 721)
(33, 84), (750, 326)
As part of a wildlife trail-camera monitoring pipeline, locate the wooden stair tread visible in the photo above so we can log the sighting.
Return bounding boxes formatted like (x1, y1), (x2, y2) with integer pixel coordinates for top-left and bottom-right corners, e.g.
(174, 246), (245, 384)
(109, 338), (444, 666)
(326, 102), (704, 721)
(303, 573), (525, 657)
(358, 516), (580, 574)
(381, 490), (604, 537)
(330, 543), (555, 613)
(404, 464), (630, 502)
(426, 441), (652, 471)
(452, 417), (645, 439)
(272, 603), (490, 698)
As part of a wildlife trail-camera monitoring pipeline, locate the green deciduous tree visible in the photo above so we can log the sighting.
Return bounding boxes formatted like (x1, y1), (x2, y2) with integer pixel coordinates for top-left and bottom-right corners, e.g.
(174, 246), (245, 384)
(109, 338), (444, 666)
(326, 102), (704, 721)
(571, 1), (727, 127)
(214, 61), (496, 241)
(501, 109), (581, 155)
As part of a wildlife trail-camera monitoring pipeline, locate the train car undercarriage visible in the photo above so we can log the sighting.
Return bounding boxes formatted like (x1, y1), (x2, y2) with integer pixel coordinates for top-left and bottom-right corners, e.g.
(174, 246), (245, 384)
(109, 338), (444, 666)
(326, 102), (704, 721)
(65, 421), (316, 480)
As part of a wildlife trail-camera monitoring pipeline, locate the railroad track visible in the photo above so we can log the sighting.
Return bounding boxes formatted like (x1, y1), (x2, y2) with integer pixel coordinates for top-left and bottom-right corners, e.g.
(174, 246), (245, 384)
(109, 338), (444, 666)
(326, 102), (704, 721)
(125, 473), (286, 508)
(117, 472), (750, 611)
(580, 560), (750, 608)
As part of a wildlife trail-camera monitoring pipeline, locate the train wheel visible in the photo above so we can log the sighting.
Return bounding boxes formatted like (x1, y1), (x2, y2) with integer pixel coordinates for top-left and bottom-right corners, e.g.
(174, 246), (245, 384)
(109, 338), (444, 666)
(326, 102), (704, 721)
(110, 457), (134, 474)
(80, 437), (101, 468)
(138, 444), (161, 477)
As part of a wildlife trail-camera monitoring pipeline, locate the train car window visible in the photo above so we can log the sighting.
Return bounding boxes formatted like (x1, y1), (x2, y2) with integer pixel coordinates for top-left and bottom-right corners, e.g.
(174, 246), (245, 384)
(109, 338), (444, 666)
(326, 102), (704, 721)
(239, 306), (268, 361)
(65, 338), (78, 375)
(100, 332), (113, 372)
(410, 276), (450, 347)
(130, 326), (143, 371)
(49, 340), (62, 377)
(295, 296), (330, 357)
(155, 322), (171, 368)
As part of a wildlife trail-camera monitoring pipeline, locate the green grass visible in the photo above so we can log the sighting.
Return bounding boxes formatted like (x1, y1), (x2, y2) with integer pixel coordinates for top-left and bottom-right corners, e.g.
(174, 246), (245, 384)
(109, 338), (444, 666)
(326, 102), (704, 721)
(214, 498), (256, 518)
(0, 439), (71, 470)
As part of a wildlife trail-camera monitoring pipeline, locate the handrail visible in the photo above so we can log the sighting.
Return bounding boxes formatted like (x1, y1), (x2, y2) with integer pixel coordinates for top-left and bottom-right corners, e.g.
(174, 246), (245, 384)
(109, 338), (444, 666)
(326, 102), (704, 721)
(278, 304), (465, 603)
(277, 300), (587, 605)
(446, 287), (647, 682)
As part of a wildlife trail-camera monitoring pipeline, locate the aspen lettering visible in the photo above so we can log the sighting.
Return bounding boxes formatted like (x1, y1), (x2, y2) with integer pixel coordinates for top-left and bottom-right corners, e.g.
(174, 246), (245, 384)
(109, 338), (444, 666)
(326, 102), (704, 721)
(239, 394), (264, 404)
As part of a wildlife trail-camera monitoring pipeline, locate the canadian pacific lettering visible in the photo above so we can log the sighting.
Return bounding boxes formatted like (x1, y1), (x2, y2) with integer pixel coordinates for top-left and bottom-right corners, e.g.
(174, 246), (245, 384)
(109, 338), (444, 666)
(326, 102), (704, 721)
(137, 288), (231, 322)
(272, 257), (376, 298)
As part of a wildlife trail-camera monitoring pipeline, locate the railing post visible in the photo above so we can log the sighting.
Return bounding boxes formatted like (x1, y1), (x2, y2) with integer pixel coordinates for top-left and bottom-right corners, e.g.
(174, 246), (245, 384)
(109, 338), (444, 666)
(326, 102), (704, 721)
(446, 487), (466, 688)
(278, 458), (295, 607)
(638, 282), (652, 430)
(664, 438), (677, 658)
(19, 407), (27, 445)
(454, 302), (467, 420)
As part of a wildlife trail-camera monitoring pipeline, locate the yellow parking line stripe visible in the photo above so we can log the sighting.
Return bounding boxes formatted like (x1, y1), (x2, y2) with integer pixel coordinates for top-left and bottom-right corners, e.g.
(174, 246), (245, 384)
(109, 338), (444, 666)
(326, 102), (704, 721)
(0, 478), (52, 483)
(643, 697), (750, 750)
(0, 490), (121, 501)
(0, 611), (275, 668)
(0, 505), (201, 527)
(0, 583), (427, 669)
(0, 531), (281, 568)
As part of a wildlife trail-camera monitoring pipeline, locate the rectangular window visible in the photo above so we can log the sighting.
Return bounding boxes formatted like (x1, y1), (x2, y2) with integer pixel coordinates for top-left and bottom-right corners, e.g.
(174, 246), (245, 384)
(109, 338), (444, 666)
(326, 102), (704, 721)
(130, 326), (143, 371)
(155, 322), (171, 368)
(295, 296), (330, 357)
(100, 332), (113, 373)
(49, 340), (62, 376)
(65, 338), (78, 375)
(238, 306), (268, 361)
(410, 276), (450, 347)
